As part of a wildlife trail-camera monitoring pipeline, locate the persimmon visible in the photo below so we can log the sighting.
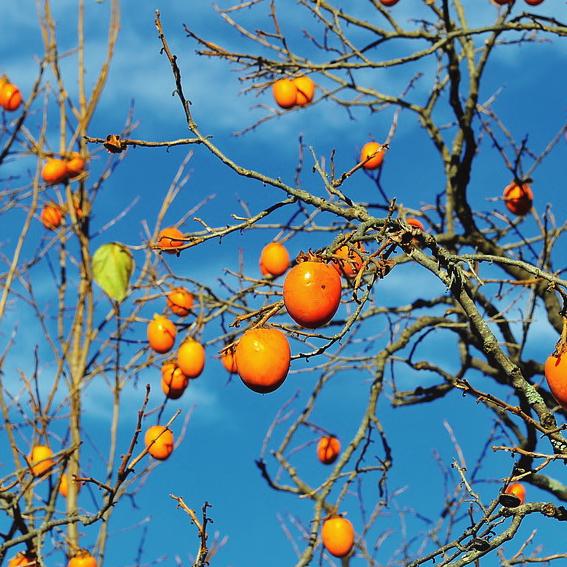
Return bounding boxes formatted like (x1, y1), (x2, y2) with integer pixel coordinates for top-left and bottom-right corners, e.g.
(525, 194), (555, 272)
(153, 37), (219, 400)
(544, 353), (567, 410)
(260, 242), (290, 277)
(407, 217), (424, 230)
(157, 227), (185, 254)
(42, 159), (69, 184)
(162, 361), (189, 389)
(161, 361), (189, 399)
(360, 142), (385, 170)
(272, 79), (297, 109)
(68, 550), (96, 567)
(524, 0), (544, 4)
(147, 315), (177, 354)
(503, 182), (533, 216)
(145, 425), (174, 460)
(29, 445), (54, 476)
(167, 287), (194, 316)
(221, 347), (238, 374)
(331, 241), (365, 278)
(283, 260), (342, 329)
(8, 552), (37, 567)
(177, 338), (205, 378)
(492, 0), (512, 4)
(41, 205), (63, 230)
(59, 473), (82, 498)
(66, 153), (85, 178)
(380, 0), (400, 5)
(500, 482), (526, 507)
(321, 516), (355, 558)
(236, 327), (291, 393)
(317, 436), (340, 465)
(0, 82), (22, 111)
(293, 76), (315, 105)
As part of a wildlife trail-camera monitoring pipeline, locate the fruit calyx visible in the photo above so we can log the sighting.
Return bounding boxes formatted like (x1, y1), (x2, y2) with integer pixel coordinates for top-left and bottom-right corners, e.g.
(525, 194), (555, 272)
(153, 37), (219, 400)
(294, 249), (326, 264)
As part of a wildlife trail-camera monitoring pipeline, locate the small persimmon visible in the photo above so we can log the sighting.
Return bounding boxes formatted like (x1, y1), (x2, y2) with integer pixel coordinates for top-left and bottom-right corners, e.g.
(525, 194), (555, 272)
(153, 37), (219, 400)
(293, 76), (315, 106)
(544, 353), (567, 410)
(0, 82), (22, 111)
(41, 205), (63, 230)
(161, 361), (189, 399)
(260, 242), (290, 277)
(66, 153), (85, 178)
(283, 260), (342, 329)
(177, 338), (205, 378)
(59, 473), (82, 498)
(68, 550), (96, 567)
(360, 142), (385, 170)
(331, 241), (365, 278)
(145, 425), (174, 460)
(167, 287), (194, 316)
(524, 0), (544, 4)
(500, 482), (526, 507)
(321, 516), (355, 558)
(236, 327), (291, 393)
(157, 227), (185, 254)
(492, 0), (512, 4)
(380, 0), (400, 5)
(147, 315), (177, 354)
(221, 347), (238, 374)
(29, 445), (54, 476)
(42, 159), (68, 184)
(407, 218), (424, 230)
(8, 552), (37, 567)
(317, 436), (340, 465)
(272, 79), (297, 109)
(503, 182), (533, 216)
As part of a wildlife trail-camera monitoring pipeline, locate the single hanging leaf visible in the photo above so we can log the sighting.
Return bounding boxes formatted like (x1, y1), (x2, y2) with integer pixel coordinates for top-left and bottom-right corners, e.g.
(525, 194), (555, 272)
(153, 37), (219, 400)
(92, 242), (134, 302)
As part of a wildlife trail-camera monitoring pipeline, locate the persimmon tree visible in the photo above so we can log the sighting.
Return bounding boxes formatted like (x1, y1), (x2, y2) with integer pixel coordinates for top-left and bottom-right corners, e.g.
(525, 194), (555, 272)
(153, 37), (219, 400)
(1, 1), (567, 567)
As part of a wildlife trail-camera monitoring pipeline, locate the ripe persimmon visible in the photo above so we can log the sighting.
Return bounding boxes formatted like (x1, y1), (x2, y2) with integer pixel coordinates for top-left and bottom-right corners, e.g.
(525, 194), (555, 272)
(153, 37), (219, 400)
(236, 327), (291, 393)
(161, 361), (189, 399)
(177, 338), (205, 378)
(380, 0), (400, 5)
(29, 445), (54, 476)
(0, 82), (22, 111)
(66, 153), (85, 178)
(221, 347), (238, 374)
(68, 550), (96, 567)
(41, 205), (63, 230)
(321, 516), (355, 558)
(283, 260), (342, 328)
(492, 0), (512, 4)
(42, 159), (68, 185)
(147, 315), (177, 354)
(145, 425), (174, 460)
(273, 79), (297, 109)
(331, 241), (365, 278)
(167, 287), (194, 316)
(544, 353), (567, 410)
(293, 76), (315, 105)
(503, 182), (533, 216)
(360, 142), (385, 170)
(59, 473), (82, 498)
(524, 0), (544, 4)
(317, 436), (340, 465)
(500, 482), (526, 507)
(157, 227), (185, 254)
(407, 218), (424, 230)
(260, 242), (290, 277)
(8, 552), (37, 567)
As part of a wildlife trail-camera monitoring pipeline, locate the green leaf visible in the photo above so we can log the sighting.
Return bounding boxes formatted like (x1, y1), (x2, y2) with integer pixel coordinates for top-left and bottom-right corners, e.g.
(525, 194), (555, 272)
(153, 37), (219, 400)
(92, 242), (134, 303)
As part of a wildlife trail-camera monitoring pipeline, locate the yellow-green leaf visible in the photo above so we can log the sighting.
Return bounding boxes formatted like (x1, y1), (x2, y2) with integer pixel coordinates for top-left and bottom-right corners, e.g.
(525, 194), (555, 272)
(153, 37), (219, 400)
(92, 242), (134, 303)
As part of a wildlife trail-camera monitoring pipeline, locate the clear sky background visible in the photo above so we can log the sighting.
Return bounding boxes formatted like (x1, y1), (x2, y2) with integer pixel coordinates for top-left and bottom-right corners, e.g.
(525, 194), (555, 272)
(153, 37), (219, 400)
(1, 1), (566, 567)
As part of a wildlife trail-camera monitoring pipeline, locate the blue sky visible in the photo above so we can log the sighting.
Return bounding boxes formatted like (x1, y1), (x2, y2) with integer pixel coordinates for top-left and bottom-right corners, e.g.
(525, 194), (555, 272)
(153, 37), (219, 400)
(1, 1), (566, 566)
